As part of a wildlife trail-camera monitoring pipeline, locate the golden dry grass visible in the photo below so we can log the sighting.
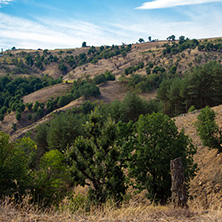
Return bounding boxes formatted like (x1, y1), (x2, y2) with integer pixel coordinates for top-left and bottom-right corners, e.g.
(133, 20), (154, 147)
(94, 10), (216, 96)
(1, 196), (222, 222)
(23, 83), (71, 104)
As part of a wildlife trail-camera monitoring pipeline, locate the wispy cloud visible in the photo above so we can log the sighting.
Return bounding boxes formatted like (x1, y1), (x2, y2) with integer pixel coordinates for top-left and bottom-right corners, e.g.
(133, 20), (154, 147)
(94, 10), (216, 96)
(0, 12), (130, 50)
(136, 0), (222, 10)
(0, 1), (222, 50)
(0, 0), (14, 7)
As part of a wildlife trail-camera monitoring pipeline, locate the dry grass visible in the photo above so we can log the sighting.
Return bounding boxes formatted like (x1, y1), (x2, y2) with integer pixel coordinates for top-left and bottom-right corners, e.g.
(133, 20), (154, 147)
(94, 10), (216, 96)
(1, 196), (222, 222)
(23, 83), (71, 104)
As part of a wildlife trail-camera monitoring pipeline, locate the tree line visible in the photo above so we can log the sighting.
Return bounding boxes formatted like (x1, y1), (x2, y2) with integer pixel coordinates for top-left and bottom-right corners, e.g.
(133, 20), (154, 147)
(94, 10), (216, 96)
(157, 61), (222, 116)
(0, 100), (197, 207)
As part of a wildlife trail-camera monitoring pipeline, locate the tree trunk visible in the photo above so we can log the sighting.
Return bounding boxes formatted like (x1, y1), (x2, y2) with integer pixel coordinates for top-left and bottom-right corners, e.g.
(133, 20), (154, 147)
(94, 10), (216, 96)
(170, 157), (188, 208)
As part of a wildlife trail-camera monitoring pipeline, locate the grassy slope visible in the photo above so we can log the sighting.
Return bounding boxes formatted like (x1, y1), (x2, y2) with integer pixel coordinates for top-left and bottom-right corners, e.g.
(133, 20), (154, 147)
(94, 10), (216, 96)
(1, 38), (222, 221)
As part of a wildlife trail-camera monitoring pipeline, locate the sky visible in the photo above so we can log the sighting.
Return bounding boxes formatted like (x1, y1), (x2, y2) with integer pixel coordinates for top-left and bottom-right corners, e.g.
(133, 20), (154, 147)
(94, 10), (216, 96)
(0, 0), (222, 50)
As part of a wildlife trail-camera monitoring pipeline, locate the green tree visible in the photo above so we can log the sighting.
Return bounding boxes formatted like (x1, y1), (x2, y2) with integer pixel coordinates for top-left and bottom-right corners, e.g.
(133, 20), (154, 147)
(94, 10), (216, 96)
(0, 114), (4, 122)
(195, 106), (222, 153)
(82, 41), (87, 47)
(66, 109), (127, 203)
(47, 112), (85, 152)
(16, 111), (21, 121)
(0, 132), (36, 197)
(33, 149), (69, 206)
(138, 38), (145, 43)
(119, 93), (149, 123)
(127, 113), (197, 204)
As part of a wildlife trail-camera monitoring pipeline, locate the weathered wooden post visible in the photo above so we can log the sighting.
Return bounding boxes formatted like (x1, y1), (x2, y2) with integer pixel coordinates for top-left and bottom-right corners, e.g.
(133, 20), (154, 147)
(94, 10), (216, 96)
(170, 157), (188, 208)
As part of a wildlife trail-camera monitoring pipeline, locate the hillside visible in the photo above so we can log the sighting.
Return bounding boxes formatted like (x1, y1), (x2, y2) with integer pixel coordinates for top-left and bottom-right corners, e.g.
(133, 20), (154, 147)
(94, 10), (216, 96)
(1, 37), (222, 81)
(1, 37), (222, 221)
(1, 105), (222, 221)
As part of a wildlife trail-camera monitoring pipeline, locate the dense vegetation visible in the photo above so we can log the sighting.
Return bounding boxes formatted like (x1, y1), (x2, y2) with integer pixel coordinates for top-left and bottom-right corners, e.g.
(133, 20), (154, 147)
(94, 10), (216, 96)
(195, 106), (222, 153)
(1, 36), (222, 211)
(0, 101), (197, 206)
(0, 75), (62, 121)
(0, 44), (131, 76)
(157, 61), (222, 116)
(162, 36), (199, 55)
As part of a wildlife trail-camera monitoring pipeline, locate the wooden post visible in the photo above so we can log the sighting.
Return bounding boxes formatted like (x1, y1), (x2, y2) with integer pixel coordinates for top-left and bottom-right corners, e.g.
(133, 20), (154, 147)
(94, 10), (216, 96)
(170, 157), (188, 208)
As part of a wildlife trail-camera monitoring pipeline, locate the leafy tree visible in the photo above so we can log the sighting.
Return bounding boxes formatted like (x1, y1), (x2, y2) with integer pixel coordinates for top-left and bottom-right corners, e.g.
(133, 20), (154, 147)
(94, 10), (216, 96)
(138, 38), (145, 43)
(119, 93), (150, 123)
(82, 41), (87, 47)
(127, 113), (197, 204)
(167, 35), (175, 41)
(148, 36), (152, 42)
(0, 132), (36, 197)
(27, 113), (32, 121)
(0, 114), (4, 122)
(16, 111), (21, 121)
(33, 149), (69, 206)
(66, 109), (127, 203)
(26, 102), (33, 111)
(59, 62), (68, 74)
(195, 106), (222, 153)
(47, 112), (85, 152)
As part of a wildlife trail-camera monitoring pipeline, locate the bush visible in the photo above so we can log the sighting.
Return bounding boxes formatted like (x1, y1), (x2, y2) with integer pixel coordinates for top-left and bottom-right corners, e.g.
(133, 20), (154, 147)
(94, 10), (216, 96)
(188, 105), (196, 113)
(126, 113), (197, 204)
(195, 106), (222, 153)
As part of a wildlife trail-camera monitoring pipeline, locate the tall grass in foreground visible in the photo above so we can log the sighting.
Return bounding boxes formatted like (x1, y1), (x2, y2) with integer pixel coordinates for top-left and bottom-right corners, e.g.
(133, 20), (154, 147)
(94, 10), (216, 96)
(1, 194), (222, 222)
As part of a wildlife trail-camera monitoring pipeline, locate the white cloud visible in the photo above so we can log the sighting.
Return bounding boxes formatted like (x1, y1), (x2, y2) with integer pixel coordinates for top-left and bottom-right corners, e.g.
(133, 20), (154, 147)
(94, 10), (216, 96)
(0, 0), (14, 7)
(0, 12), (129, 50)
(0, 2), (222, 50)
(136, 0), (222, 9)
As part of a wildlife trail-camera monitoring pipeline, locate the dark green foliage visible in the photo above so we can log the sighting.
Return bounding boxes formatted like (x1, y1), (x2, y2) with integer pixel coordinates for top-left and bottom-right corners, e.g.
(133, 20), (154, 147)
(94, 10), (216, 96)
(163, 37), (199, 55)
(167, 35), (176, 41)
(157, 61), (222, 116)
(57, 94), (74, 108)
(0, 114), (4, 122)
(198, 39), (222, 52)
(93, 74), (106, 85)
(126, 113), (197, 204)
(62, 44), (131, 68)
(152, 66), (165, 74)
(34, 122), (49, 155)
(122, 72), (166, 93)
(108, 93), (160, 123)
(80, 101), (96, 114)
(82, 41), (87, 47)
(139, 38), (145, 43)
(26, 102), (33, 111)
(27, 113), (32, 121)
(66, 109), (127, 203)
(33, 149), (69, 206)
(195, 106), (222, 153)
(71, 79), (101, 99)
(0, 75), (61, 119)
(93, 71), (115, 85)
(59, 62), (68, 74)
(0, 133), (36, 197)
(12, 122), (17, 132)
(124, 62), (144, 75)
(46, 112), (86, 152)
(169, 65), (177, 74)
(35, 60), (43, 70)
(118, 93), (150, 122)
(16, 111), (21, 121)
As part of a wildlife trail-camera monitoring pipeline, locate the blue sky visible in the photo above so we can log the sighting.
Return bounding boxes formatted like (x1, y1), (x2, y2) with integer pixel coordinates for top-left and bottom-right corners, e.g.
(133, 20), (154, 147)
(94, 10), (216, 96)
(0, 0), (222, 50)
